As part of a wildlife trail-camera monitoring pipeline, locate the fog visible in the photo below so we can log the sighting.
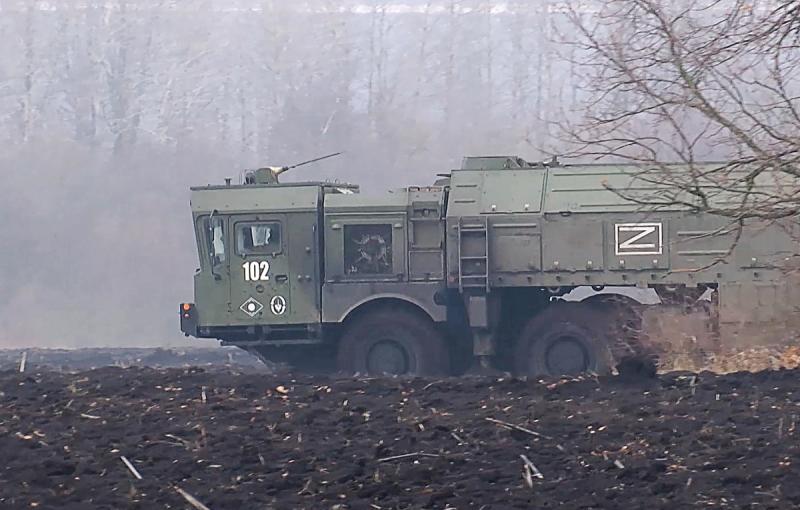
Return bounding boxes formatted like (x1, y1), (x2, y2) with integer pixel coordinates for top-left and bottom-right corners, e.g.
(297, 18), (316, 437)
(0, 0), (737, 347)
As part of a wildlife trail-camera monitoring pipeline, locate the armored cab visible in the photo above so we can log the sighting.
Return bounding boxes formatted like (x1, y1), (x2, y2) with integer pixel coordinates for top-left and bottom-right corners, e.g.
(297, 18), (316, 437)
(181, 156), (797, 376)
(181, 168), (358, 345)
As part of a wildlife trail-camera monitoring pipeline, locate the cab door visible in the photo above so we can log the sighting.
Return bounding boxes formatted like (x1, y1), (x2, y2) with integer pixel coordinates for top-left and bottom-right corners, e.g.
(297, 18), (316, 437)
(228, 212), (321, 325)
(193, 214), (233, 327)
(229, 214), (293, 325)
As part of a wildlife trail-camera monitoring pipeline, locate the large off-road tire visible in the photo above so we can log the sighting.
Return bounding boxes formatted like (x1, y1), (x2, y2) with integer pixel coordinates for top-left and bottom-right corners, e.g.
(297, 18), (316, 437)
(337, 308), (449, 376)
(514, 303), (613, 377)
(584, 296), (647, 359)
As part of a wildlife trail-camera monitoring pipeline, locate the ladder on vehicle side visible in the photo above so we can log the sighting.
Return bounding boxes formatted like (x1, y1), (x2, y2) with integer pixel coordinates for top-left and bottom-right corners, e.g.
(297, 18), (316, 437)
(457, 216), (490, 292)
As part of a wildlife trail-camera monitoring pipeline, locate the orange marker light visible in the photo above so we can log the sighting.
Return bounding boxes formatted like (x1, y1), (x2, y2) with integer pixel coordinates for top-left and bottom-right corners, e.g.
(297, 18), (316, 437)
(182, 303), (192, 312)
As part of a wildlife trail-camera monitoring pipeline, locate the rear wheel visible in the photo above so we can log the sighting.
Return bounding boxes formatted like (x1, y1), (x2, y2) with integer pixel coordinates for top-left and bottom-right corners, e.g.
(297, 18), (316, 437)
(581, 296), (661, 377)
(585, 296), (648, 358)
(514, 303), (612, 377)
(337, 308), (449, 376)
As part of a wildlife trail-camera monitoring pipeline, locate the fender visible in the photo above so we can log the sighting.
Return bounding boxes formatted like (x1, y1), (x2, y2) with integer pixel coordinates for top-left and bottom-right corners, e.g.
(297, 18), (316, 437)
(321, 281), (447, 324)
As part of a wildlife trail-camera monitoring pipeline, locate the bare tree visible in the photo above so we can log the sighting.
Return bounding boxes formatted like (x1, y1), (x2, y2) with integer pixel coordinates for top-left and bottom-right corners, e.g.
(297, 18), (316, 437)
(2, 1), (592, 347)
(561, 0), (800, 236)
(20, 4), (36, 143)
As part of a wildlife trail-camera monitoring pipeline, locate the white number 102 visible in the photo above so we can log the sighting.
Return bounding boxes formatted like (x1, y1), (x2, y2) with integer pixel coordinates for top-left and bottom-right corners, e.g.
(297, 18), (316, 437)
(242, 261), (270, 281)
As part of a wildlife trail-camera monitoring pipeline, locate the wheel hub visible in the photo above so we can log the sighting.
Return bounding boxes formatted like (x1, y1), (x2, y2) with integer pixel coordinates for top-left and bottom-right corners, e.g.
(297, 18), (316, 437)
(544, 336), (589, 375)
(367, 340), (409, 375)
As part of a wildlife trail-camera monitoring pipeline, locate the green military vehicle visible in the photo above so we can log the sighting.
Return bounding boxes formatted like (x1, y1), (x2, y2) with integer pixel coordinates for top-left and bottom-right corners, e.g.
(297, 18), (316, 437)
(180, 156), (796, 376)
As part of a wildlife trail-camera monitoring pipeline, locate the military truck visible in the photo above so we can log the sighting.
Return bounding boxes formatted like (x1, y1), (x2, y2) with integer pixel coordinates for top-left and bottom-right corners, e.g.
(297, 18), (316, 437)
(180, 156), (797, 376)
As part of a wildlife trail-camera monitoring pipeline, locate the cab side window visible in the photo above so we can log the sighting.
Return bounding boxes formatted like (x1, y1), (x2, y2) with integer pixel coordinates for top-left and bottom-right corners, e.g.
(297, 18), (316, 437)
(203, 216), (226, 266)
(236, 222), (282, 255)
(344, 224), (393, 275)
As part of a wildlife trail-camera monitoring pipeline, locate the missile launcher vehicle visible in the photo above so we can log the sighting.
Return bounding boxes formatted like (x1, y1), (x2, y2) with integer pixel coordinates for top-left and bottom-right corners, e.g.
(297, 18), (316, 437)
(180, 156), (797, 376)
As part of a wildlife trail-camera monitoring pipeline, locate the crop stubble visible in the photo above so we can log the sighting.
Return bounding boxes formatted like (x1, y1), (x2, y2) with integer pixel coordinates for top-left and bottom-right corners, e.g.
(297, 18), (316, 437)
(1, 367), (799, 509)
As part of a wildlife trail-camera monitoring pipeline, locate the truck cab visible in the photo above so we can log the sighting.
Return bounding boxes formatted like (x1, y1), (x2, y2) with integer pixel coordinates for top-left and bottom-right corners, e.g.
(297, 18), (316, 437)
(181, 168), (358, 352)
(181, 164), (451, 373)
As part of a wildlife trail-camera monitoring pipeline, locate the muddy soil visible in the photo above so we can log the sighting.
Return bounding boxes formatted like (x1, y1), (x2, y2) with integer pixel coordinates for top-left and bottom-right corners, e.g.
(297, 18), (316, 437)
(2, 367), (799, 509)
(0, 348), (266, 372)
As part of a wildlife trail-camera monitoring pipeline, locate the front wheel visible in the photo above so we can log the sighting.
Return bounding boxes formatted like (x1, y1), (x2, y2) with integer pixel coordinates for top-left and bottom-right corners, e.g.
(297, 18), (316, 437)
(337, 308), (449, 376)
(514, 303), (612, 377)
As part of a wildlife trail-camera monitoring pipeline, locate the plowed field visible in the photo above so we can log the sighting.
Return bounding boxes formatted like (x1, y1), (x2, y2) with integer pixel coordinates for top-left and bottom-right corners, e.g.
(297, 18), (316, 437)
(2, 366), (800, 509)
